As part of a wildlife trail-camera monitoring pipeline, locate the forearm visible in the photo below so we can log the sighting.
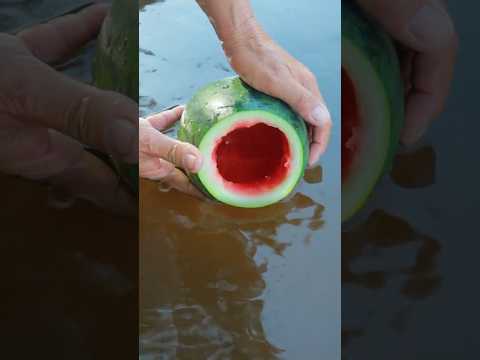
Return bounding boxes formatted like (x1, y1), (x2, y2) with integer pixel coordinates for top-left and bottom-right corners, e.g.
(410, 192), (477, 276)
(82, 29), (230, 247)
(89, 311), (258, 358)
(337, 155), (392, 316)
(196, 0), (261, 49)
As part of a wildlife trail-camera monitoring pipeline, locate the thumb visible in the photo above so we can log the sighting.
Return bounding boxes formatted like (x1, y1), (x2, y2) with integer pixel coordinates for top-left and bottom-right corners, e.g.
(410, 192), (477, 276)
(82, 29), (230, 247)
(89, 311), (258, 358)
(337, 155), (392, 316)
(356, 0), (455, 52)
(277, 81), (331, 129)
(14, 60), (138, 164)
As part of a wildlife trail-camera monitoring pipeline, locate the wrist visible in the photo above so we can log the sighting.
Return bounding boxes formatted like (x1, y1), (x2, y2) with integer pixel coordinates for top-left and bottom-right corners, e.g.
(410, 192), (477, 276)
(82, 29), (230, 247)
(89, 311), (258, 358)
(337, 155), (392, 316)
(198, 0), (263, 51)
(221, 16), (270, 58)
(218, 10), (258, 41)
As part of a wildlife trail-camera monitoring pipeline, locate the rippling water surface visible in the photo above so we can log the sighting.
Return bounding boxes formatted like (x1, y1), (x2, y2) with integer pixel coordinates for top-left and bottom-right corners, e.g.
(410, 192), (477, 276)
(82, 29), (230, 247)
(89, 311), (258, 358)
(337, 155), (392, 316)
(139, 0), (341, 358)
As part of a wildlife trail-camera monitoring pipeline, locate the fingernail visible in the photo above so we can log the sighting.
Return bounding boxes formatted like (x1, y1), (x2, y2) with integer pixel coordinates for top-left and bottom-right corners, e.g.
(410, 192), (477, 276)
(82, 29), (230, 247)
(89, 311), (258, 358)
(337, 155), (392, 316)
(106, 119), (137, 163)
(311, 105), (330, 126)
(183, 154), (201, 172)
(307, 160), (318, 169)
(409, 4), (454, 50)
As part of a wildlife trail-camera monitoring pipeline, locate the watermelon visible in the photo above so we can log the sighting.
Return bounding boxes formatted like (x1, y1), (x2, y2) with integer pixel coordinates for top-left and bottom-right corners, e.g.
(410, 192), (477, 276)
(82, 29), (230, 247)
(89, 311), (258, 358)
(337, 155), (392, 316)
(178, 76), (309, 208)
(93, 0), (139, 193)
(342, 0), (404, 222)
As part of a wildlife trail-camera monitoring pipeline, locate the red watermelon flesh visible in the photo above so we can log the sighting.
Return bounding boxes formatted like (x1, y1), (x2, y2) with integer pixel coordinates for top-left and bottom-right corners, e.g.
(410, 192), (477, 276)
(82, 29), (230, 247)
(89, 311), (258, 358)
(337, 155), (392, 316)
(341, 68), (360, 183)
(213, 120), (291, 195)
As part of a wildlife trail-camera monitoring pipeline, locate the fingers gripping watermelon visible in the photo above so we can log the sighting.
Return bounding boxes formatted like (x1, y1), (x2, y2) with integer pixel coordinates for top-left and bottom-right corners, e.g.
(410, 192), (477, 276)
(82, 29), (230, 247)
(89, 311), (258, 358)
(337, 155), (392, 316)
(178, 76), (309, 208)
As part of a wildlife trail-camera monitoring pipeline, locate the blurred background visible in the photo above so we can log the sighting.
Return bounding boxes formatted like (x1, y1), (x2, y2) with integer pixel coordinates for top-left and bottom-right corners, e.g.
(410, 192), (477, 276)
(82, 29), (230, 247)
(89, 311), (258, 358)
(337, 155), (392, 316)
(342, 2), (480, 359)
(0, 1), (137, 358)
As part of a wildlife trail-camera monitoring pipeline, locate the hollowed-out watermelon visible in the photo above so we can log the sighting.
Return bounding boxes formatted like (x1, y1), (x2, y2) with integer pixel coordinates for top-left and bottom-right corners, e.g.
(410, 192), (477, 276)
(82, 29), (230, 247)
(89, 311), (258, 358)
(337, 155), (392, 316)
(93, 0), (139, 193)
(342, 0), (404, 221)
(178, 76), (309, 208)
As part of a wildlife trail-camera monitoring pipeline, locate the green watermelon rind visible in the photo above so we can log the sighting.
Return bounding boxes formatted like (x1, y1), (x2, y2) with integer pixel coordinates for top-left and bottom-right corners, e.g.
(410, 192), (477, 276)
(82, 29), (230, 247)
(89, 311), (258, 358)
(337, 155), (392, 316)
(342, 0), (404, 222)
(178, 76), (309, 208)
(93, 0), (139, 193)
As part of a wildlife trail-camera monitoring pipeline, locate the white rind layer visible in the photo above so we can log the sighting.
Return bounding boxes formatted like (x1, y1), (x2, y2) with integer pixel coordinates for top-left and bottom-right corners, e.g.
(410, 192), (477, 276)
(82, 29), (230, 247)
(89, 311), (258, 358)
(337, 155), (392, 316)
(342, 38), (391, 221)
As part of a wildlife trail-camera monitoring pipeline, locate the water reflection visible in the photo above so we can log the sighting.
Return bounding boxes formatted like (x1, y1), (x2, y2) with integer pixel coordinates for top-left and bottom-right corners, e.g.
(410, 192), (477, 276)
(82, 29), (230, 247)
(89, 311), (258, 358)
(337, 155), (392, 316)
(343, 210), (441, 293)
(391, 146), (436, 189)
(342, 148), (442, 351)
(140, 170), (325, 358)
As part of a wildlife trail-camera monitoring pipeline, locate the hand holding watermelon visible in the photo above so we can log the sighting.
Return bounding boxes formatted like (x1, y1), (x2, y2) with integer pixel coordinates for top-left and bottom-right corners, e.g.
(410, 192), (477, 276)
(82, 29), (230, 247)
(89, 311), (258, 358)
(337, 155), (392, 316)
(197, 0), (332, 166)
(356, 0), (458, 144)
(0, 4), (136, 214)
(139, 106), (205, 199)
(342, 0), (457, 221)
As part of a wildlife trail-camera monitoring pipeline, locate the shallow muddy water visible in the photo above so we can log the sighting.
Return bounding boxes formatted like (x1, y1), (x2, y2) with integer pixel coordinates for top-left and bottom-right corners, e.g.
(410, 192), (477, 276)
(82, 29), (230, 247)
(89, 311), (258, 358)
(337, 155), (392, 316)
(139, 0), (341, 358)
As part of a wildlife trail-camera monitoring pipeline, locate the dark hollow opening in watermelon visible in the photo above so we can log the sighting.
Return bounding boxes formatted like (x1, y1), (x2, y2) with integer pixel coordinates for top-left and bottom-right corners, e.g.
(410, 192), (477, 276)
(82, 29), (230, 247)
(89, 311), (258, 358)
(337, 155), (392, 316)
(342, 67), (360, 182)
(215, 122), (290, 189)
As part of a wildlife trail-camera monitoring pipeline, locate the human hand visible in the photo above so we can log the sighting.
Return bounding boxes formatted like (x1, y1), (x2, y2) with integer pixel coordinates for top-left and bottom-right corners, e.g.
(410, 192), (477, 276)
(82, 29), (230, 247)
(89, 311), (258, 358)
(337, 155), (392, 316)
(196, 0), (332, 167)
(356, 0), (458, 145)
(223, 23), (332, 167)
(0, 4), (138, 215)
(139, 106), (204, 198)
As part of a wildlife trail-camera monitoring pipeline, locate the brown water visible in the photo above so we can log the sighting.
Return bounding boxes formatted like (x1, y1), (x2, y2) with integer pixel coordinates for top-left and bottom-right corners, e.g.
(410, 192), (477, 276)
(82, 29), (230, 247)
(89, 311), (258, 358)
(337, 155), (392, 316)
(139, 0), (341, 358)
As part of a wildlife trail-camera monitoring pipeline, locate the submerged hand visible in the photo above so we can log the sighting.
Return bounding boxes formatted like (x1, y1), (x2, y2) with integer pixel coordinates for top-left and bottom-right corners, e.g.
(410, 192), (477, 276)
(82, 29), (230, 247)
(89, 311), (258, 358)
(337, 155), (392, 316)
(139, 106), (204, 198)
(0, 4), (137, 214)
(357, 0), (458, 144)
(223, 24), (332, 167)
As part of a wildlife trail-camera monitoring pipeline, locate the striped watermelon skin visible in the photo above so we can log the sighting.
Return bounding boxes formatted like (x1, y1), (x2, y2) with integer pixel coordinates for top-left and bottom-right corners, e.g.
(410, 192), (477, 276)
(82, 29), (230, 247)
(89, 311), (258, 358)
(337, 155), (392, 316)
(93, 0), (139, 193)
(178, 76), (309, 206)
